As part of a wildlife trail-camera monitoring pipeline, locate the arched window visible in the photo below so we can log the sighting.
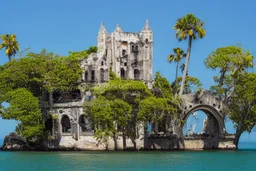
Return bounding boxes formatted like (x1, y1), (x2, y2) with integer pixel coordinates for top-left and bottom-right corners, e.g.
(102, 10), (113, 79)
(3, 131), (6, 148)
(135, 46), (138, 52)
(79, 115), (92, 132)
(100, 69), (104, 82)
(134, 69), (140, 80)
(61, 115), (71, 133)
(101, 61), (104, 66)
(85, 71), (88, 81)
(121, 68), (125, 79)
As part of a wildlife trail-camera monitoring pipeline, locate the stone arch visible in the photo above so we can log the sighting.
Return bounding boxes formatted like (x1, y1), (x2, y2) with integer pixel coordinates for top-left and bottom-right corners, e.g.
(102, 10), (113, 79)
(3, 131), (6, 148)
(183, 104), (225, 137)
(61, 115), (71, 133)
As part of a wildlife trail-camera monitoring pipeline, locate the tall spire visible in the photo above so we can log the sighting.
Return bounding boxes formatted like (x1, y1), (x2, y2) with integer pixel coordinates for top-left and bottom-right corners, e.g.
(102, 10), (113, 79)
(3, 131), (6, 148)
(115, 24), (123, 32)
(98, 22), (107, 34)
(141, 19), (152, 32)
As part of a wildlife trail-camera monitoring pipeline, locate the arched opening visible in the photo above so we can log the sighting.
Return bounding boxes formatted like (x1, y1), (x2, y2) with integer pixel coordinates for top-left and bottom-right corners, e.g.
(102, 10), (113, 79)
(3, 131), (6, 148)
(45, 116), (53, 136)
(61, 115), (71, 133)
(79, 115), (93, 134)
(183, 110), (219, 137)
(134, 69), (140, 80)
(85, 71), (88, 81)
(120, 68), (125, 79)
(182, 105), (223, 149)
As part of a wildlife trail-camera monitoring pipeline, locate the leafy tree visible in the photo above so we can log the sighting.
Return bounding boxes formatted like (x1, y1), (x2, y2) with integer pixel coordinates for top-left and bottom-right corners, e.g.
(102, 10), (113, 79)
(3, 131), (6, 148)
(153, 72), (174, 99)
(174, 14), (206, 97)
(168, 47), (186, 87)
(0, 34), (19, 61)
(0, 47), (95, 142)
(1, 88), (44, 140)
(85, 97), (132, 150)
(86, 78), (152, 150)
(205, 45), (253, 103)
(228, 73), (256, 148)
(138, 96), (177, 133)
(205, 45), (254, 148)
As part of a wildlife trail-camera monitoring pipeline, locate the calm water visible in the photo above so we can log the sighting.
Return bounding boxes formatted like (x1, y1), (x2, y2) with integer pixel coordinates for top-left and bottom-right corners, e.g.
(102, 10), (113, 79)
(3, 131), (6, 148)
(0, 141), (255, 171)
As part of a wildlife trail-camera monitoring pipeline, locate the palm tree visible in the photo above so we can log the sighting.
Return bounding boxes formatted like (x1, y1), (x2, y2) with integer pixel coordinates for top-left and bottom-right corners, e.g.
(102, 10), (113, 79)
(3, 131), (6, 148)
(168, 47), (186, 83)
(0, 34), (19, 62)
(174, 14), (206, 97)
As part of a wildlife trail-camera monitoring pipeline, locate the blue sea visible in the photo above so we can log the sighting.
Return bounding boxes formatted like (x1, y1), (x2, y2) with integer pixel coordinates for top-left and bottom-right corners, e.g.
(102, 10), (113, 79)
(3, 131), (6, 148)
(0, 141), (255, 171)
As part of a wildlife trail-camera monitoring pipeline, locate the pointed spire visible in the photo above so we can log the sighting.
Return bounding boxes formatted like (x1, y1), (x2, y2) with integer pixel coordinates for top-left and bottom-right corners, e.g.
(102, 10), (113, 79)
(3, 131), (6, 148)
(115, 24), (123, 33)
(141, 19), (152, 32)
(98, 22), (107, 34)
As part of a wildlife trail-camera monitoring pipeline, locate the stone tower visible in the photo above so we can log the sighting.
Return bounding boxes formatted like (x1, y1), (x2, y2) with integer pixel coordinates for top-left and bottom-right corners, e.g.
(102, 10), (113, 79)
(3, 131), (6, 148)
(81, 20), (153, 84)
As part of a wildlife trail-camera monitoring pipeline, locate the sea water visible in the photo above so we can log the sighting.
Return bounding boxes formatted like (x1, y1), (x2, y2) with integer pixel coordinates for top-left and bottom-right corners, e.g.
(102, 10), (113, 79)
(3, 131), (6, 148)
(0, 142), (256, 171)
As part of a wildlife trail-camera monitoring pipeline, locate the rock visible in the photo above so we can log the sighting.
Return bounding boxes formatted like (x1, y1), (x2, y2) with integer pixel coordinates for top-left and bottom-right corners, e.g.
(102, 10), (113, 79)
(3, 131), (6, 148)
(1, 132), (31, 151)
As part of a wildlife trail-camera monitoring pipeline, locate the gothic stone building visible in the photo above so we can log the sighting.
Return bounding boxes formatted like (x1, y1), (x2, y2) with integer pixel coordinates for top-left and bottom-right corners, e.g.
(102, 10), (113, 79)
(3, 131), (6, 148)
(48, 21), (153, 150)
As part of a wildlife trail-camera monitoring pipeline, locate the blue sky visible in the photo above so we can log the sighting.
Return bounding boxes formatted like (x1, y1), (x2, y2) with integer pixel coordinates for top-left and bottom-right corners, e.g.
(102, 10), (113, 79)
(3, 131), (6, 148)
(0, 0), (256, 142)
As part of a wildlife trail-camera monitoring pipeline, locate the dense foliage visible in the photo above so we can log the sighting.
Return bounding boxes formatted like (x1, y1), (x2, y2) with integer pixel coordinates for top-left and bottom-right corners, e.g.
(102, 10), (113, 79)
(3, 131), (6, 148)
(84, 72), (178, 149)
(205, 45), (255, 147)
(0, 47), (96, 141)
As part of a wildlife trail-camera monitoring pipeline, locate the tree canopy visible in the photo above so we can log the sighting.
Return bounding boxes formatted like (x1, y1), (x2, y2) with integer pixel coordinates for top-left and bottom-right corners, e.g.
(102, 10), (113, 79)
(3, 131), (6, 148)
(205, 45), (255, 147)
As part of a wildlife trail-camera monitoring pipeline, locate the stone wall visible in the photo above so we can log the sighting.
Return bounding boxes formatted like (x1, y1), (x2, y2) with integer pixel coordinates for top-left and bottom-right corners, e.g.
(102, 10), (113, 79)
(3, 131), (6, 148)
(58, 135), (144, 151)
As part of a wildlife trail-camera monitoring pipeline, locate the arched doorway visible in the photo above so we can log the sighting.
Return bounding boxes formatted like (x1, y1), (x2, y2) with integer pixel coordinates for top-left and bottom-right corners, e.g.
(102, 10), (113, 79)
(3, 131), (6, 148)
(182, 105), (224, 149)
(61, 115), (71, 133)
(79, 115), (93, 135)
(134, 69), (140, 80)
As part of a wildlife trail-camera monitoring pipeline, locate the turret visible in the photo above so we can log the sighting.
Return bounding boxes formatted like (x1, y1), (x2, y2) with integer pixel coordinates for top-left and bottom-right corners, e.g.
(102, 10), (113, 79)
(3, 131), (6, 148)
(115, 24), (123, 33)
(97, 22), (107, 54)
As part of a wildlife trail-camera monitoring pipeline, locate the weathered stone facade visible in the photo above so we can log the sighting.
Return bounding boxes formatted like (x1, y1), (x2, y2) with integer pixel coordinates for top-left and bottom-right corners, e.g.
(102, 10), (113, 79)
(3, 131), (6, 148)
(44, 22), (235, 151)
(46, 21), (153, 150)
(81, 20), (153, 84)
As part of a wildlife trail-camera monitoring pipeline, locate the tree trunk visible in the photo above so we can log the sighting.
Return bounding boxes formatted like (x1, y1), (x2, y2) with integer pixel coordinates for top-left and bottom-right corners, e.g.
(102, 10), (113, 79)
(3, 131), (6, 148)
(122, 131), (126, 150)
(113, 133), (118, 151)
(234, 121), (243, 149)
(131, 138), (136, 151)
(179, 36), (192, 97)
(8, 55), (11, 62)
(175, 62), (179, 98)
(175, 62), (178, 83)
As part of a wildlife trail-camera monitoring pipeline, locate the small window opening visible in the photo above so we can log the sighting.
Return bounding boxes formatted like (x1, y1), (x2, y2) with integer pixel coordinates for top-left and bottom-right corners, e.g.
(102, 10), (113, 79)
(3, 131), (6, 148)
(91, 70), (95, 81)
(122, 49), (126, 56)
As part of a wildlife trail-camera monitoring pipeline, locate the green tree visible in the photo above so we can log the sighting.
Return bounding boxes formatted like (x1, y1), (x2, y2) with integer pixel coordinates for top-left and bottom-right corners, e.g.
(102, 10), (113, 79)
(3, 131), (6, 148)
(0, 47), (95, 142)
(228, 73), (256, 148)
(205, 45), (254, 148)
(1, 88), (44, 140)
(174, 14), (206, 97)
(85, 78), (151, 150)
(0, 34), (19, 61)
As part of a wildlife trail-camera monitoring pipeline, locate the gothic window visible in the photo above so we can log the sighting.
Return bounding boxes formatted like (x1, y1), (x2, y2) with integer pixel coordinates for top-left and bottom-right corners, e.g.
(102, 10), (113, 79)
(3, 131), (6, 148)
(61, 115), (71, 133)
(85, 71), (88, 81)
(122, 49), (126, 56)
(100, 69), (104, 82)
(131, 45), (135, 52)
(145, 39), (148, 44)
(121, 68), (125, 79)
(124, 62), (127, 66)
(91, 70), (95, 81)
(101, 61), (104, 66)
(79, 115), (92, 132)
(134, 69), (140, 80)
(135, 46), (138, 52)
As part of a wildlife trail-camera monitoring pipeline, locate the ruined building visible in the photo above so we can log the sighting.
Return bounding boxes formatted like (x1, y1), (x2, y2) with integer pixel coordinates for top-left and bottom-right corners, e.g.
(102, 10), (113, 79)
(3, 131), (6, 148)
(48, 21), (153, 150)
(46, 21), (235, 150)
